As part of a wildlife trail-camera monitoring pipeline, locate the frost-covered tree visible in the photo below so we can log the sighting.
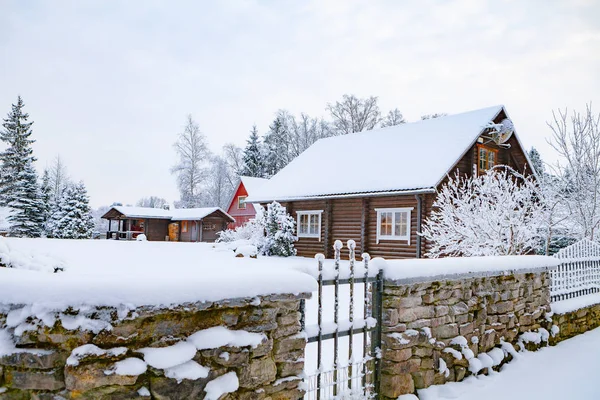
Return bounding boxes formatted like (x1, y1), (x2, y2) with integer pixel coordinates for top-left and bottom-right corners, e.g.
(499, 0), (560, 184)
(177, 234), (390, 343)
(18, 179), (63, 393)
(327, 94), (381, 135)
(223, 143), (244, 177)
(47, 155), (70, 204)
(381, 108), (406, 127)
(262, 201), (296, 257)
(420, 169), (544, 257)
(47, 182), (95, 239)
(528, 147), (545, 176)
(40, 169), (52, 228)
(0, 96), (45, 237)
(171, 115), (211, 208)
(547, 104), (600, 240)
(421, 113), (448, 120)
(241, 125), (264, 178)
(205, 155), (236, 208)
(263, 113), (290, 177)
(136, 196), (168, 208)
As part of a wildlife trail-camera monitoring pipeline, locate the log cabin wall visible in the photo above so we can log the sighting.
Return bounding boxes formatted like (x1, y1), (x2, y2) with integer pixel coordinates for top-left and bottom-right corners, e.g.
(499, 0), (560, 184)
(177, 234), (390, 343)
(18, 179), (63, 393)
(145, 219), (170, 241)
(202, 216), (229, 242)
(280, 200), (327, 258)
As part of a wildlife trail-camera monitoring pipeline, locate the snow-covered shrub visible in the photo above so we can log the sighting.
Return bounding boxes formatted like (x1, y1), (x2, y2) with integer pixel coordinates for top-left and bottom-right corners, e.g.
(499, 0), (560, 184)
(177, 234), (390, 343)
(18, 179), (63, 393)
(421, 168), (544, 257)
(217, 202), (296, 257)
(136, 234), (147, 241)
(46, 182), (95, 239)
(262, 201), (296, 257)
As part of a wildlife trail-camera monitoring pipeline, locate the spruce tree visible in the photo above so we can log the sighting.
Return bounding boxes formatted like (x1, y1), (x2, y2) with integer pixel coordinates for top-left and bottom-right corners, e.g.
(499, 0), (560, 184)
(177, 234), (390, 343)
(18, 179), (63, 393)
(528, 147), (545, 176)
(40, 169), (52, 231)
(0, 96), (45, 237)
(241, 125), (264, 177)
(48, 182), (95, 239)
(262, 202), (296, 257)
(263, 116), (289, 177)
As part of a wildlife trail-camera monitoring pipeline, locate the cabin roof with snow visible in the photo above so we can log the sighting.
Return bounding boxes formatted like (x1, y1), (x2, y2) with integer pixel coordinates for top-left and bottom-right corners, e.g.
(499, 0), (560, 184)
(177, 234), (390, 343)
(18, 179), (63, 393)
(101, 206), (234, 222)
(226, 176), (268, 214)
(247, 105), (533, 202)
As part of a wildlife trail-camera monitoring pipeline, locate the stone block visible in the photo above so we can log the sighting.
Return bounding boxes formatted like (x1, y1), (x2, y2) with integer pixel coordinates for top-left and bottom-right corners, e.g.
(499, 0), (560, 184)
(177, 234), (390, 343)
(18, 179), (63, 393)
(277, 359), (304, 378)
(251, 338), (273, 359)
(382, 358), (421, 375)
(397, 307), (435, 323)
(273, 337), (305, 356)
(432, 324), (458, 339)
(387, 348), (412, 362)
(413, 347), (433, 358)
(238, 357), (277, 389)
(454, 366), (466, 382)
(4, 368), (64, 391)
(412, 370), (434, 389)
(0, 350), (66, 370)
(451, 302), (469, 316)
(65, 363), (137, 392)
(435, 305), (449, 317)
(380, 373), (414, 397)
(150, 375), (210, 399)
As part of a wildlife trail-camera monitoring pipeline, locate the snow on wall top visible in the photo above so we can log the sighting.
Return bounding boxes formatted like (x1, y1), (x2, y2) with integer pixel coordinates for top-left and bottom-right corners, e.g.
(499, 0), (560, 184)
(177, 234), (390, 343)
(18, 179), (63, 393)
(0, 238), (316, 309)
(108, 206), (234, 222)
(248, 105), (505, 202)
(375, 255), (560, 283)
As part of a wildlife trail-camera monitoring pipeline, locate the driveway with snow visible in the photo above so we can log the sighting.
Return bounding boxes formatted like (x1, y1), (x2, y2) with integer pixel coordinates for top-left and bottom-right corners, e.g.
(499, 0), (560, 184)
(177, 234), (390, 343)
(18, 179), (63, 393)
(419, 327), (600, 400)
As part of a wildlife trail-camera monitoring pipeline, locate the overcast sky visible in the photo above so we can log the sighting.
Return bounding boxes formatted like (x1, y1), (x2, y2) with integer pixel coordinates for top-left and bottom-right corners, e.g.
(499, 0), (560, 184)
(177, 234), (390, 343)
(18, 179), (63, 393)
(1, 0), (599, 207)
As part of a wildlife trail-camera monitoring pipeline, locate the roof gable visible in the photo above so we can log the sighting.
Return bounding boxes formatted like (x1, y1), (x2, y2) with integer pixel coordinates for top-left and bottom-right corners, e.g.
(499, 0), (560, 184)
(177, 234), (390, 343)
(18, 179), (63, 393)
(248, 105), (508, 202)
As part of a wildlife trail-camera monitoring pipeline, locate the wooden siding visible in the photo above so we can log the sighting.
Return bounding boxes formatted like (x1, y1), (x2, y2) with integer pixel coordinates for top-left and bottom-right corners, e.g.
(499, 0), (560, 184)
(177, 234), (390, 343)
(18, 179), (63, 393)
(145, 219), (170, 241)
(201, 216), (229, 242)
(330, 198), (363, 260)
(282, 200), (327, 258)
(227, 182), (256, 229)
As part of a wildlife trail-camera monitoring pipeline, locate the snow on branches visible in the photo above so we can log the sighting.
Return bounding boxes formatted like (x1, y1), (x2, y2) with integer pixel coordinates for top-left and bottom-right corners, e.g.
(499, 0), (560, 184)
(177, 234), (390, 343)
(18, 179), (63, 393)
(420, 168), (544, 257)
(217, 202), (296, 257)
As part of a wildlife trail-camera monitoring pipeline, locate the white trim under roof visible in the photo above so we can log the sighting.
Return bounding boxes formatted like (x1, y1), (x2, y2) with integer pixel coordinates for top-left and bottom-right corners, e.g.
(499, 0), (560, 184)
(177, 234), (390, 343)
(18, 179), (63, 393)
(247, 188), (436, 204)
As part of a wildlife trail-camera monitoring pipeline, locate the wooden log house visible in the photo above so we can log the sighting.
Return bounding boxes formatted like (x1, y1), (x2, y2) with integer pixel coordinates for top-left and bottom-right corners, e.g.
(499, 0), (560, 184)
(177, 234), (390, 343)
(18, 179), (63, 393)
(101, 206), (234, 242)
(247, 105), (534, 259)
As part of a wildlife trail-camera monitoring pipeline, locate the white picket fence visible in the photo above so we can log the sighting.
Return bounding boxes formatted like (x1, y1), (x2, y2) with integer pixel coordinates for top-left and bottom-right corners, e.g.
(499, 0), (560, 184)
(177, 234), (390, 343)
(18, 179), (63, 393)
(550, 238), (600, 302)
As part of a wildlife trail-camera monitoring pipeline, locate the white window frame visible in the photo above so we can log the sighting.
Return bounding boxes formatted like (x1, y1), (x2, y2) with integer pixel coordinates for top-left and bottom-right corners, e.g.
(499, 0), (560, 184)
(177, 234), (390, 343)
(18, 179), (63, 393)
(238, 196), (247, 210)
(375, 207), (413, 244)
(296, 210), (323, 240)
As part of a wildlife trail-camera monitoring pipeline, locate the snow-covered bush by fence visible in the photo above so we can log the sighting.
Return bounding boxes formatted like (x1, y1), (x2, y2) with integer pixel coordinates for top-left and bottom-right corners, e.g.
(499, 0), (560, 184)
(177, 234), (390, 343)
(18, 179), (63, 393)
(420, 168), (544, 257)
(217, 201), (296, 257)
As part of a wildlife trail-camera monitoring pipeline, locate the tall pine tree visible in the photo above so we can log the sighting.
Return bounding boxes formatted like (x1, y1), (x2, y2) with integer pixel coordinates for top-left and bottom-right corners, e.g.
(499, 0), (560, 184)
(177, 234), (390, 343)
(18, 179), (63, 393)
(241, 125), (264, 177)
(263, 116), (289, 177)
(528, 147), (545, 176)
(40, 168), (52, 231)
(0, 96), (45, 237)
(47, 182), (95, 239)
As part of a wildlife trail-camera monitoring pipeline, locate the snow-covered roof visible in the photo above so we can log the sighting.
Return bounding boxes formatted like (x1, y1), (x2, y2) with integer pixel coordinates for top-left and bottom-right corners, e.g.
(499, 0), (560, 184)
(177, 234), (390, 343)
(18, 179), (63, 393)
(248, 105), (518, 202)
(104, 206), (234, 222)
(0, 207), (11, 232)
(171, 207), (233, 222)
(240, 176), (268, 194)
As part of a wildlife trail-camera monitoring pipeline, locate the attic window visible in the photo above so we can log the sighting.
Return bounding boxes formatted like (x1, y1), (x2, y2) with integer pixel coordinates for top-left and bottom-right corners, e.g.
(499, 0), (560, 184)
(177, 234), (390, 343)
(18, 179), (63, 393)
(297, 210), (322, 240)
(238, 196), (247, 209)
(477, 144), (497, 174)
(376, 208), (413, 244)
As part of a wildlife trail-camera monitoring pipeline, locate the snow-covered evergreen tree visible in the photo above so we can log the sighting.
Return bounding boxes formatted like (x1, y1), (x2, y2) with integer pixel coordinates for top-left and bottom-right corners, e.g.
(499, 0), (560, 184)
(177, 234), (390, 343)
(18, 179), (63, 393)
(420, 168), (544, 257)
(47, 182), (95, 239)
(0, 96), (45, 237)
(263, 115), (290, 177)
(528, 147), (545, 176)
(241, 125), (264, 177)
(40, 169), (52, 229)
(262, 201), (296, 257)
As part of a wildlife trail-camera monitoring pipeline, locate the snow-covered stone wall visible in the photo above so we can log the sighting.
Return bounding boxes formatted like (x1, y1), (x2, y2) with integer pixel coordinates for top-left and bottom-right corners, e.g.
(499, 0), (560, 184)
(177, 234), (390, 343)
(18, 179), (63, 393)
(549, 293), (600, 345)
(380, 269), (553, 399)
(0, 293), (309, 399)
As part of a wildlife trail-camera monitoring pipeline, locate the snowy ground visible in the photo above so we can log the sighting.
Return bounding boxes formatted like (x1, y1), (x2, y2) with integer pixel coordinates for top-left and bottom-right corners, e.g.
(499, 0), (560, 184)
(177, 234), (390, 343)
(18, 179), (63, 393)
(419, 327), (600, 400)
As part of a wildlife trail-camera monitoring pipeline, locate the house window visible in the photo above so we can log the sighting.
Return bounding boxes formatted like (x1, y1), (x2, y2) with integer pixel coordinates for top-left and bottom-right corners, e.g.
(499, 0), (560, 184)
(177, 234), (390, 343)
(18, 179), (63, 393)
(477, 145), (498, 174)
(376, 208), (413, 244)
(297, 210), (323, 240)
(238, 196), (247, 209)
(181, 221), (188, 233)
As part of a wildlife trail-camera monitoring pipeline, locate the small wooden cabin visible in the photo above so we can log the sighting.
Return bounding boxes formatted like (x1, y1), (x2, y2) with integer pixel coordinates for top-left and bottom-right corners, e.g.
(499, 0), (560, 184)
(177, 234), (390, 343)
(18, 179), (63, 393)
(101, 206), (234, 242)
(247, 105), (534, 259)
(226, 176), (268, 229)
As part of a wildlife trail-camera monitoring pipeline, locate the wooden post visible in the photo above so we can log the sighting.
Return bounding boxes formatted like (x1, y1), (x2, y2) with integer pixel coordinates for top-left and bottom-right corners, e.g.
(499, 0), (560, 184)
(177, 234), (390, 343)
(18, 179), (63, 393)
(108, 219), (112, 239)
(199, 221), (203, 242)
(360, 198), (369, 255)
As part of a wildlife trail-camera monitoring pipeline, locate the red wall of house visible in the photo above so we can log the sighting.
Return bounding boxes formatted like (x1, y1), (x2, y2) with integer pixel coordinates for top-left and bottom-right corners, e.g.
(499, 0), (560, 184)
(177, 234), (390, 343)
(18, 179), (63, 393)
(226, 183), (256, 229)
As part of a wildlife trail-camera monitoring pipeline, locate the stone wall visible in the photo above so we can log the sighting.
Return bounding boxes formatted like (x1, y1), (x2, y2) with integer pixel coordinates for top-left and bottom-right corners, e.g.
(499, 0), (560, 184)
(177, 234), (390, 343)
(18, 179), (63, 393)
(0, 293), (309, 400)
(380, 270), (553, 399)
(550, 301), (600, 345)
